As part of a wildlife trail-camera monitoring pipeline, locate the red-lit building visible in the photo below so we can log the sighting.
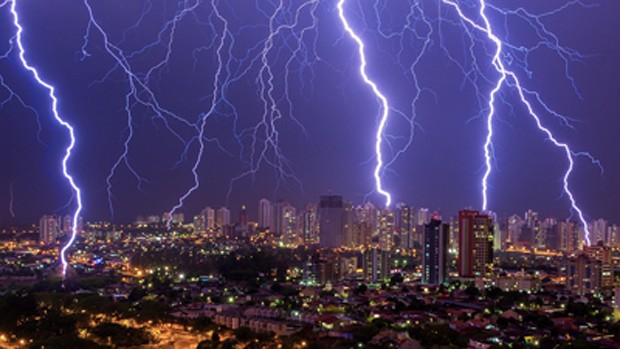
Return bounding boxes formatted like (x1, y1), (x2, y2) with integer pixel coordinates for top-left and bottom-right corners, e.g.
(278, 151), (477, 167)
(458, 210), (493, 278)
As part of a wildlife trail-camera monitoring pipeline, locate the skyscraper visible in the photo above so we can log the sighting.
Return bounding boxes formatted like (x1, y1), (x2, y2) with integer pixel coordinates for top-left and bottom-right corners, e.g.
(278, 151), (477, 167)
(363, 247), (390, 282)
(395, 203), (412, 249)
(565, 247), (612, 296)
(584, 243), (613, 289)
(203, 207), (215, 231)
(62, 215), (72, 236)
(239, 205), (248, 227)
(193, 212), (206, 235)
(276, 201), (295, 237)
(258, 198), (273, 230)
(319, 195), (344, 248)
(282, 204), (298, 245)
(507, 214), (523, 247)
(543, 218), (560, 250)
(342, 201), (354, 247)
(458, 210), (493, 278)
(172, 212), (185, 225)
(301, 203), (318, 245)
(217, 207), (231, 228)
(376, 208), (395, 251)
(423, 218), (449, 284)
(39, 215), (60, 244)
(558, 220), (578, 252)
(608, 225), (620, 247)
(590, 218), (607, 246)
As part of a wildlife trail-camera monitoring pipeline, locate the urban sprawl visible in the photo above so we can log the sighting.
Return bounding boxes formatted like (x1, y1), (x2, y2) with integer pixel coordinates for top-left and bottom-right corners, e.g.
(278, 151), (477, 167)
(1, 195), (619, 348)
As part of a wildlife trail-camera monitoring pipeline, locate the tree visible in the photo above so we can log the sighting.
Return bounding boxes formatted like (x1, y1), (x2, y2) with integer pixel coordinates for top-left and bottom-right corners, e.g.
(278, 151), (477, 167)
(353, 283), (368, 295)
(464, 284), (480, 300)
(128, 286), (147, 302)
(235, 327), (255, 342)
(390, 273), (404, 286)
(0, 293), (37, 332)
(221, 339), (237, 349)
(193, 317), (217, 332)
(486, 286), (503, 300)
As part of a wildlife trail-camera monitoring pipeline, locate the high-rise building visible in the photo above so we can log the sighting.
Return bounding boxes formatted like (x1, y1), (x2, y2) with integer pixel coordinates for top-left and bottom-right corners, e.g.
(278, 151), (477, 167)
(39, 215), (60, 244)
(193, 212), (206, 235)
(204, 207), (215, 230)
(172, 213), (185, 225)
(590, 218), (607, 246)
(342, 201), (354, 247)
(60, 215), (83, 236)
(62, 215), (72, 236)
(315, 251), (357, 284)
(396, 204), (412, 249)
(423, 218), (449, 284)
(147, 215), (160, 224)
(282, 205), (298, 245)
(301, 204), (318, 245)
(273, 200), (288, 235)
(415, 208), (431, 226)
(458, 210), (493, 278)
(217, 207), (231, 228)
(163, 212), (184, 226)
(258, 198), (273, 230)
(565, 246), (612, 296)
(239, 205), (248, 227)
(558, 220), (578, 252)
(584, 243), (613, 289)
(607, 225), (620, 247)
(376, 209), (395, 251)
(541, 218), (558, 250)
(316, 252), (342, 284)
(448, 217), (459, 251)
(358, 202), (377, 231)
(319, 195), (344, 248)
(507, 214), (523, 247)
(363, 247), (390, 282)
(276, 201), (295, 237)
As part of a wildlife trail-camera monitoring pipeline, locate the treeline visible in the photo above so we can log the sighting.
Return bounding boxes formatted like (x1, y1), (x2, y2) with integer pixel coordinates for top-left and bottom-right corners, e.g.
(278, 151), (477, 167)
(131, 246), (308, 281)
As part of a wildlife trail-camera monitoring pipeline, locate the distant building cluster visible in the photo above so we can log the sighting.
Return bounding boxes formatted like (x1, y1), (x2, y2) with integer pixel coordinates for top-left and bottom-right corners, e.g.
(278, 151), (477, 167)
(34, 195), (620, 296)
(38, 214), (83, 244)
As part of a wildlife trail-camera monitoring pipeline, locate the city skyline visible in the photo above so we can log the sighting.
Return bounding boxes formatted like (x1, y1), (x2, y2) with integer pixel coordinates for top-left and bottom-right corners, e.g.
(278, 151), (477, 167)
(2, 2), (620, 344)
(26, 196), (620, 252)
(13, 195), (620, 230)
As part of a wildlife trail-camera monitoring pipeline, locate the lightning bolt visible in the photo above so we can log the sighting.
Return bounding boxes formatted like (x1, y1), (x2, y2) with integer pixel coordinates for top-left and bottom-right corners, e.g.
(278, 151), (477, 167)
(1, 0), (602, 253)
(82, 0), (209, 219)
(0, 7), (44, 144)
(224, 0), (319, 202)
(337, 0), (392, 207)
(9, 0), (83, 276)
(8, 181), (14, 218)
(82, 1), (319, 222)
(167, 0), (228, 229)
(442, 0), (595, 246)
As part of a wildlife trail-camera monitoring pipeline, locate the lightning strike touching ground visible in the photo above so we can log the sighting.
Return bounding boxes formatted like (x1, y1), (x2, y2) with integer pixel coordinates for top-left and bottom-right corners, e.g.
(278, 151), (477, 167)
(0, 1), (610, 257)
(9, 0), (83, 276)
(442, 0), (595, 245)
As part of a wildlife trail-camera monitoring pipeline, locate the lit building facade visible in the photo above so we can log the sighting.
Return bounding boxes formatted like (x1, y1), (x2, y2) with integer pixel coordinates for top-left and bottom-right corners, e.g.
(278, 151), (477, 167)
(458, 210), (493, 278)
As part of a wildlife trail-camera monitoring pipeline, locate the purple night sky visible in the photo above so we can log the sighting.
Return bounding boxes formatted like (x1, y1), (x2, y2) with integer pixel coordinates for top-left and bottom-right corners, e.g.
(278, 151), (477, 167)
(0, 0), (618, 224)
